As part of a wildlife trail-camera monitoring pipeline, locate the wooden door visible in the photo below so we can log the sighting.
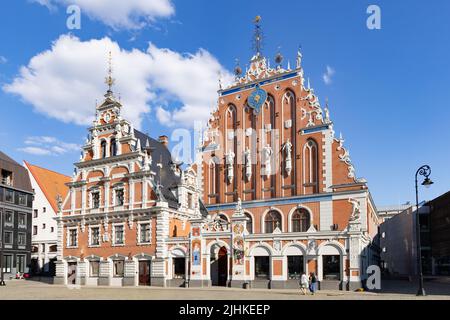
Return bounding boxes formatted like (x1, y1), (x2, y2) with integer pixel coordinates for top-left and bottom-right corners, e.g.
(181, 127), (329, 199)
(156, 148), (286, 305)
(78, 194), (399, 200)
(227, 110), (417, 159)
(139, 261), (151, 286)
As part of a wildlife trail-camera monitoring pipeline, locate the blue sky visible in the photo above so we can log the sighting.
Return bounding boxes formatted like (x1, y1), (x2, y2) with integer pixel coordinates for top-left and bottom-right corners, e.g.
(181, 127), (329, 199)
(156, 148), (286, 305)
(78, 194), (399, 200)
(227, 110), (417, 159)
(0, 0), (449, 206)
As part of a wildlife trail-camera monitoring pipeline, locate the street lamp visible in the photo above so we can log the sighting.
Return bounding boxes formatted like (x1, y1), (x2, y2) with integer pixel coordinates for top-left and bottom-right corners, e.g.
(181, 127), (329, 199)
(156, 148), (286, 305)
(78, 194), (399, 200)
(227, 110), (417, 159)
(415, 165), (433, 296)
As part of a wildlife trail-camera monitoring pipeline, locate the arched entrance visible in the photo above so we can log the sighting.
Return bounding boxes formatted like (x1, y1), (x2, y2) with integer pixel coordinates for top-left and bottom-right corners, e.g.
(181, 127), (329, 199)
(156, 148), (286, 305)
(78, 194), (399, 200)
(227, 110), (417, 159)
(211, 246), (228, 286)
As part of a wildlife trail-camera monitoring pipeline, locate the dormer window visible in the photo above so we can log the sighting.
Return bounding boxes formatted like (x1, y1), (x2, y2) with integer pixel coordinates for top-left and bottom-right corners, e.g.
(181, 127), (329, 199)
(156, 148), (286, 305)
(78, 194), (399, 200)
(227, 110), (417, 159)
(1, 169), (13, 186)
(110, 138), (117, 156)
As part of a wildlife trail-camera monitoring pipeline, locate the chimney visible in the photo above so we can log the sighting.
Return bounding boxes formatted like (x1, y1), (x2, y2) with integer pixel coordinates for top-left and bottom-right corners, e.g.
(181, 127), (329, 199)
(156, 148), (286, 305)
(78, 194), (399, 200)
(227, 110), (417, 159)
(159, 135), (169, 148)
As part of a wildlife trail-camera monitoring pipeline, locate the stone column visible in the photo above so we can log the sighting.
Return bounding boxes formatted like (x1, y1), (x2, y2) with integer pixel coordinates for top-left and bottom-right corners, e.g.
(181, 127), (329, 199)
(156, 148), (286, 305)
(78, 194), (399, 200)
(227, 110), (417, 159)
(151, 202), (170, 287)
(229, 208), (248, 288)
(76, 260), (87, 285)
(348, 220), (363, 291)
(98, 260), (111, 286)
(188, 217), (206, 287)
(53, 216), (66, 285)
(123, 259), (137, 286)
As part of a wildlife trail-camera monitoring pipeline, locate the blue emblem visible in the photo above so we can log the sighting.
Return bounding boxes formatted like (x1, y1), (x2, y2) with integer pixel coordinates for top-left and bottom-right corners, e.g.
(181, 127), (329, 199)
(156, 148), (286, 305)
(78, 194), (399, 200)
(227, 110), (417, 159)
(248, 85), (267, 114)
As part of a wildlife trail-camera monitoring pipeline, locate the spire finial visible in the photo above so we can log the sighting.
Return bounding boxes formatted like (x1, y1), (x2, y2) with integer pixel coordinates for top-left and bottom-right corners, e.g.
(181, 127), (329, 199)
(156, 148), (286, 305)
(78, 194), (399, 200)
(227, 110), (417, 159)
(296, 44), (303, 69)
(252, 15), (263, 58)
(105, 50), (115, 93)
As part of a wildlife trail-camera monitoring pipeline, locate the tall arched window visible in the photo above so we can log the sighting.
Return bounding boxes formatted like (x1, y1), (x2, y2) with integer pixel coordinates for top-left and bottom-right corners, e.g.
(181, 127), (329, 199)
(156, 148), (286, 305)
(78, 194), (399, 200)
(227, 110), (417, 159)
(292, 209), (310, 232)
(265, 210), (282, 233)
(245, 213), (253, 234)
(303, 139), (318, 192)
(110, 138), (117, 157)
(100, 140), (107, 158)
(209, 161), (216, 195)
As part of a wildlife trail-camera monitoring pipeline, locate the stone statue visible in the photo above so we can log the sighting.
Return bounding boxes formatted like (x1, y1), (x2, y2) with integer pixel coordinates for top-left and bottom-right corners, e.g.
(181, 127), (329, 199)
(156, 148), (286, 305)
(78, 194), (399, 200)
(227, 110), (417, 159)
(244, 146), (252, 181)
(348, 198), (361, 221)
(262, 144), (273, 177)
(225, 150), (235, 183)
(143, 152), (152, 171)
(282, 139), (293, 176)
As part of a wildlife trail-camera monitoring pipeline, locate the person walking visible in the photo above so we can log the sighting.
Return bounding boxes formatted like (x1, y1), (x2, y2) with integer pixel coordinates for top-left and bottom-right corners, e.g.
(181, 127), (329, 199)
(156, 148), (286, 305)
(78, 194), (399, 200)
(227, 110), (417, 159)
(300, 273), (309, 295)
(309, 272), (317, 295)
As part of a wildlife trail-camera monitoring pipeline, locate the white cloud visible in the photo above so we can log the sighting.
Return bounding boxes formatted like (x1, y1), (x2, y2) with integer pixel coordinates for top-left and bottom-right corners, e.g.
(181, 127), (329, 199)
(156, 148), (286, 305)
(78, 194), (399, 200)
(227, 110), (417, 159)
(18, 135), (81, 156)
(0, 56), (7, 64)
(4, 34), (232, 129)
(33, 0), (175, 30)
(323, 65), (335, 85)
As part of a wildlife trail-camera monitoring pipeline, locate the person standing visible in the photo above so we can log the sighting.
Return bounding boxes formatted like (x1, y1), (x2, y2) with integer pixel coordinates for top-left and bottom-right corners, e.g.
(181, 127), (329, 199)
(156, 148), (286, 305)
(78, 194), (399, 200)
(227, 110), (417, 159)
(309, 272), (317, 295)
(300, 273), (309, 295)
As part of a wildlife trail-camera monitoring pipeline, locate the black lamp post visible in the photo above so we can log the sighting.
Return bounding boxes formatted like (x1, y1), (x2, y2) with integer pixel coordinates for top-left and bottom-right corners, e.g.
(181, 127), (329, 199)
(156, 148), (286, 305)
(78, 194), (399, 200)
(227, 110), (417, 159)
(415, 165), (433, 296)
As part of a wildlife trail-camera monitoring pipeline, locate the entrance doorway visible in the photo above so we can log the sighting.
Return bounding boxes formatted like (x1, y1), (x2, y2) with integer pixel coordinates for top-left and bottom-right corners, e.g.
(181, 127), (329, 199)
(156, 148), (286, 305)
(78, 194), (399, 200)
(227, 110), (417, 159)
(139, 261), (151, 286)
(323, 255), (341, 280)
(67, 262), (77, 284)
(211, 246), (228, 286)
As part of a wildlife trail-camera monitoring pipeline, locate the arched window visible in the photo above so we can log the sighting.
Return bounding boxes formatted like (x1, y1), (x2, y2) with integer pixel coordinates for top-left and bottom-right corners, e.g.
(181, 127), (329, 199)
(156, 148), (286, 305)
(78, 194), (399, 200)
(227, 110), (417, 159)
(209, 161), (216, 195)
(303, 139), (318, 192)
(245, 213), (253, 234)
(110, 138), (117, 156)
(100, 140), (107, 158)
(292, 209), (310, 232)
(265, 210), (282, 233)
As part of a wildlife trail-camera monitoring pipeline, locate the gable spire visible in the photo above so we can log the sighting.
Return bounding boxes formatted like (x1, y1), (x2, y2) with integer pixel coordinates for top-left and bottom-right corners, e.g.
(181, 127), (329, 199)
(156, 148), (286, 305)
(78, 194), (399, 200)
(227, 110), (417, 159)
(252, 15), (263, 59)
(105, 51), (115, 96)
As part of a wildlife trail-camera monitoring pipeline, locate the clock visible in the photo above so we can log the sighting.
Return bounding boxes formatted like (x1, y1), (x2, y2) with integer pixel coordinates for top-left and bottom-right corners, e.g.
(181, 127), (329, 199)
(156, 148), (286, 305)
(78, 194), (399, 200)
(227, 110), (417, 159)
(103, 113), (111, 122)
(247, 85), (267, 114)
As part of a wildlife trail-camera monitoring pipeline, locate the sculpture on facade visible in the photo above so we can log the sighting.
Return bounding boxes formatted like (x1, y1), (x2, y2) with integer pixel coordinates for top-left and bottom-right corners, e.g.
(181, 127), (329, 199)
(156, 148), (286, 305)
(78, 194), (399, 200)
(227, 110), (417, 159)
(282, 139), (293, 176)
(244, 146), (252, 181)
(348, 198), (361, 222)
(262, 144), (273, 177)
(225, 150), (235, 183)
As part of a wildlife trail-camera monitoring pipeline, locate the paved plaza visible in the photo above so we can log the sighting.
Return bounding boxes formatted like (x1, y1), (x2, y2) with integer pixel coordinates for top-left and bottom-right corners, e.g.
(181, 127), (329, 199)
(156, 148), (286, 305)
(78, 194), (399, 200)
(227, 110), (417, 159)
(0, 278), (449, 300)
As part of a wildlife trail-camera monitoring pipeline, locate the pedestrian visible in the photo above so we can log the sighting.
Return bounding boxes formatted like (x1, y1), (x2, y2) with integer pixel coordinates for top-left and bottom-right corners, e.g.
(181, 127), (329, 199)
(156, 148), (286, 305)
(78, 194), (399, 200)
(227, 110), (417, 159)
(300, 273), (309, 295)
(309, 272), (317, 295)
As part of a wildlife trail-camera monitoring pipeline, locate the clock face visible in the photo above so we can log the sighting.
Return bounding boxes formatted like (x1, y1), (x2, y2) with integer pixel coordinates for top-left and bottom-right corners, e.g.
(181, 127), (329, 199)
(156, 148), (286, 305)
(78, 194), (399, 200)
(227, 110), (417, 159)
(103, 113), (111, 122)
(248, 85), (267, 114)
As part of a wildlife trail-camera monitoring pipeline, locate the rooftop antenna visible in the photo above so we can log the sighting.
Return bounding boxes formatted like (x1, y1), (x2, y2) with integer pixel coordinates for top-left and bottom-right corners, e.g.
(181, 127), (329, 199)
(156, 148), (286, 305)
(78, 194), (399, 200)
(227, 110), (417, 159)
(252, 15), (263, 58)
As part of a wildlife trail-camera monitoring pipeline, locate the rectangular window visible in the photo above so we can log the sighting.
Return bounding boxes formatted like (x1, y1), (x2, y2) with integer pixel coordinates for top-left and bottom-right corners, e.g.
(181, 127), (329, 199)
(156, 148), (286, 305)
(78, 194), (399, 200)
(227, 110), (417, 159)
(91, 227), (100, 246)
(188, 193), (193, 209)
(115, 189), (124, 206)
(3, 255), (12, 273)
(18, 213), (26, 227)
(90, 261), (100, 277)
(42, 223), (46, 229)
(4, 211), (13, 225)
(92, 192), (100, 209)
(43, 207), (46, 213)
(16, 255), (26, 273)
(114, 225), (124, 245)
(18, 193), (27, 206)
(287, 256), (304, 279)
(51, 227), (54, 233)
(113, 260), (124, 277)
(5, 189), (13, 202)
(140, 223), (151, 243)
(4, 231), (13, 244)
(69, 229), (77, 247)
(33, 209), (38, 218)
(33, 225), (38, 235)
(254, 256), (270, 279)
(18, 233), (26, 246)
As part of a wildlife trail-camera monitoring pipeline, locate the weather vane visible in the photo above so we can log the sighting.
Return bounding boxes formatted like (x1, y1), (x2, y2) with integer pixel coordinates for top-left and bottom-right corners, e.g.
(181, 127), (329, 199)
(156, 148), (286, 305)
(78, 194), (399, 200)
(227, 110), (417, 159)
(105, 51), (115, 92)
(252, 15), (263, 57)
